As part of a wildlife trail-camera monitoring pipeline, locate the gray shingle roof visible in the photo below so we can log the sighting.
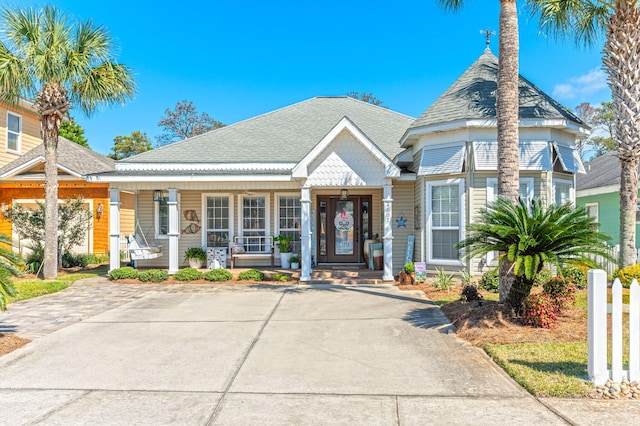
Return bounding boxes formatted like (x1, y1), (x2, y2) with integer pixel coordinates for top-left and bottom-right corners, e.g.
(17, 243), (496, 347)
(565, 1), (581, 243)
(0, 137), (115, 177)
(121, 97), (415, 164)
(577, 152), (624, 191)
(409, 49), (586, 130)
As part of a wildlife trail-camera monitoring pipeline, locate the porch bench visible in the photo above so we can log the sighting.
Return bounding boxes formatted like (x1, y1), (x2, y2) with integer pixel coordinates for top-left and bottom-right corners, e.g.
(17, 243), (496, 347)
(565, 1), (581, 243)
(229, 235), (274, 268)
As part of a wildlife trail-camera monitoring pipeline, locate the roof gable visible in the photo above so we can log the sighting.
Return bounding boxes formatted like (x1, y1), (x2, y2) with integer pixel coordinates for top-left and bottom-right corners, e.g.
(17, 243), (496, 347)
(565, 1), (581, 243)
(408, 49), (587, 132)
(292, 117), (401, 181)
(0, 137), (114, 179)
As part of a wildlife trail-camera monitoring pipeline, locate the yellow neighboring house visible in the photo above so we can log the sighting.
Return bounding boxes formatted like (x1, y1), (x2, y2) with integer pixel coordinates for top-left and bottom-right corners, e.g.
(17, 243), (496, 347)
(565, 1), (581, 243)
(0, 101), (126, 256)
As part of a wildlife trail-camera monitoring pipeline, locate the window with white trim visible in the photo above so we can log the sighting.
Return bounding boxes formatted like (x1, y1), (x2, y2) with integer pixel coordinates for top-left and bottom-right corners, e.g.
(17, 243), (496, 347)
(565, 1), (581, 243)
(154, 193), (180, 239)
(277, 195), (301, 254)
(553, 179), (573, 206)
(240, 195), (269, 252)
(584, 202), (599, 229)
(428, 180), (464, 262)
(6, 112), (21, 152)
(486, 177), (534, 204)
(206, 195), (232, 248)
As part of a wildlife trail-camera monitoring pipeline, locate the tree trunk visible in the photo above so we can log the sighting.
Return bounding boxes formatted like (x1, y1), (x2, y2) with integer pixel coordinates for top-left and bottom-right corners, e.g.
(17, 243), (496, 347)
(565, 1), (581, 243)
(504, 275), (535, 313)
(603, 2), (640, 268)
(36, 83), (69, 279)
(42, 117), (59, 279)
(497, 0), (520, 302)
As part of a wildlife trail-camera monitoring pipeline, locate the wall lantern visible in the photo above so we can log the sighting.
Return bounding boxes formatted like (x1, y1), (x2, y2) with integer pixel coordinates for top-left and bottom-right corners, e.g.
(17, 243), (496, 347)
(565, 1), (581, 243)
(153, 190), (163, 202)
(96, 203), (103, 219)
(340, 189), (349, 200)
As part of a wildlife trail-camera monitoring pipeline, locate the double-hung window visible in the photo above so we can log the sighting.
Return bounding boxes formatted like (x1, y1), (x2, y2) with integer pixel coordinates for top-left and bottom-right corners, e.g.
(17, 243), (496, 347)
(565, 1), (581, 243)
(154, 192), (180, 239)
(486, 177), (534, 205)
(428, 180), (464, 263)
(277, 195), (301, 254)
(205, 195), (232, 249)
(553, 179), (573, 206)
(240, 195), (269, 252)
(6, 112), (21, 153)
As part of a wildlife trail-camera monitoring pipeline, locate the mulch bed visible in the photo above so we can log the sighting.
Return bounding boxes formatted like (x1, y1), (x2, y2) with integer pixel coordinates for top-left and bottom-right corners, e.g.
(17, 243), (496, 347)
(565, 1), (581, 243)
(0, 333), (31, 357)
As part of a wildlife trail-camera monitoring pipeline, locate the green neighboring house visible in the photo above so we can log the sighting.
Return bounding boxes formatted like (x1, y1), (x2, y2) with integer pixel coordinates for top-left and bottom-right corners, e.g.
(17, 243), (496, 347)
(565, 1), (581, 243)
(576, 152), (640, 248)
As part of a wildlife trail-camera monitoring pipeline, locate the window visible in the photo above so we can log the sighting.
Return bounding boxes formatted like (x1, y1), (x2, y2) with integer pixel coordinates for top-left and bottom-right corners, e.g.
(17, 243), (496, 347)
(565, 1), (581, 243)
(154, 192), (180, 239)
(277, 195), (301, 254)
(428, 180), (464, 263)
(240, 195), (269, 252)
(585, 202), (599, 229)
(486, 177), (534, 204)
(205, 195), (232, 249)
(554, 179), (573, 206)
(6, 112), (21, 152)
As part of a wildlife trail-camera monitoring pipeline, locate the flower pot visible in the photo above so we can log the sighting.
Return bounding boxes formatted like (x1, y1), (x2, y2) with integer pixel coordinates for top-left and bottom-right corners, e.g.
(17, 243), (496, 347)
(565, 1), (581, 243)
(280, 252), (293, 269)
(188, 259), (203, 269)
(291, 262), (300, 269)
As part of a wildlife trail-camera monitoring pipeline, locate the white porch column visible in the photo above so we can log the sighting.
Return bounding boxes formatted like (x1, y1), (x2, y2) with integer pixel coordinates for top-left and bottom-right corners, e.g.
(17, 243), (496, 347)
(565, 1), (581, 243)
(168, 188), (180, 274)
(382, 182), (394, 282)
(300, 185), (312, 282)
(108, 188), (120, 272)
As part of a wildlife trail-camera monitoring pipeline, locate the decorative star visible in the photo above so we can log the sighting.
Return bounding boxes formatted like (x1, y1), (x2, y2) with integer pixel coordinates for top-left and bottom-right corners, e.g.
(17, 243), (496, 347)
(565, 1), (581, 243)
(396, 215), (407, 228)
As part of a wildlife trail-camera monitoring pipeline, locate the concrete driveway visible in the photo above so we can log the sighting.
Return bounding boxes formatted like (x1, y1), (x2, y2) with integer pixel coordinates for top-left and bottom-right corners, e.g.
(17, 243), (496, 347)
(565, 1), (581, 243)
(0, 282), (569, 425)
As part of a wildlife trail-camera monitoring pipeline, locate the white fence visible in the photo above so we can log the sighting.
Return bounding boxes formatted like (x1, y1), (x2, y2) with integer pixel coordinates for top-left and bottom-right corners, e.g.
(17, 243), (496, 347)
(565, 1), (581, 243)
(590, 245), (640, 276)
(588, 270), (640, 385)
(119, 235), (130, 262)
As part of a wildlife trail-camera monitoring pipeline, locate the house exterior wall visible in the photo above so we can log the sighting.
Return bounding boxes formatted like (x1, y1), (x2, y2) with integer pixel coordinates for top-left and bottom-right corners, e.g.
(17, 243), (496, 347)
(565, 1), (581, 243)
(0, 182), (110, 254)
(576, 190), (640, 249)
(0, 103), (42, 167)
(390, 181), (415, 272)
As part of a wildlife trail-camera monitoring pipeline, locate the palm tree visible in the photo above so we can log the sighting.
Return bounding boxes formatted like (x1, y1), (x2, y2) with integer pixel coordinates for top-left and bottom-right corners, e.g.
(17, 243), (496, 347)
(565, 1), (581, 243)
(0, 6), (135, 278)
(437, 1), (521, 302)
(0, 234), (23, 311)
(457, 198), (614, 309)
(526, 0), (640, 268)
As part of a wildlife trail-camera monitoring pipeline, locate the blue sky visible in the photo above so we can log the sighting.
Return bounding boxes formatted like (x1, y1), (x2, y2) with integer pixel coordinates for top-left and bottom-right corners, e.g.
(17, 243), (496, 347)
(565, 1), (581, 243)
(15, 0), (610, 155)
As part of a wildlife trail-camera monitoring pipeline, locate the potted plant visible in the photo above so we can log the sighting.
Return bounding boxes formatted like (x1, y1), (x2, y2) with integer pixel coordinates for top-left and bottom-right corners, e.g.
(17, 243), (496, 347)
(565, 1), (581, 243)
(184, 247), (207, 269)
(290, 254), (300, 269)
(274, 234), (293, 269)
(399, 261), (415, 285)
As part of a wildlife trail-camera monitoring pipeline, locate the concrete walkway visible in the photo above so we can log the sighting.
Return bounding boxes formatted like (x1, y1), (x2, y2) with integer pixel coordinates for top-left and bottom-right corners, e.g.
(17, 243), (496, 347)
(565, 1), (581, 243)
(0, 278), (638, 425)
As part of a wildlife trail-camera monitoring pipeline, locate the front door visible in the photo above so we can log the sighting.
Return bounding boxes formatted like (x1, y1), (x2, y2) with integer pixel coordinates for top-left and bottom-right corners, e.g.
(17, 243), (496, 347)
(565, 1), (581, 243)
(317, 195), (372, 264)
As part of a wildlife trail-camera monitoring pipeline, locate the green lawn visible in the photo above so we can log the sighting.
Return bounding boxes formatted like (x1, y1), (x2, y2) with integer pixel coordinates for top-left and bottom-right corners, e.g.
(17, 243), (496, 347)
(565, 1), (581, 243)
(8, 266), (108, 304)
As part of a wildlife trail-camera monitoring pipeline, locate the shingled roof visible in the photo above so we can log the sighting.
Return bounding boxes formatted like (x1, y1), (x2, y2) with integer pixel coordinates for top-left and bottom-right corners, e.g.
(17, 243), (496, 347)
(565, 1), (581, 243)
(121, 96), (415, 164)
(0, 137), (114, 178)
(576, 152), (623, 191)
(409, 49), (586, 131)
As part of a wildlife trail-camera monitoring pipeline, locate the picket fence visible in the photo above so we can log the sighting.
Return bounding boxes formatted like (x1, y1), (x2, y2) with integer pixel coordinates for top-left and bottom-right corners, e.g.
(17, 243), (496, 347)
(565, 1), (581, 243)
(588, 270), (640, 385)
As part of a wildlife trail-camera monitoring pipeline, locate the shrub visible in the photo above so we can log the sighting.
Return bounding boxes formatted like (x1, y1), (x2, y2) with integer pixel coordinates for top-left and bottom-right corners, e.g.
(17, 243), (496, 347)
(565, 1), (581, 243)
(614, 264), (640, 288)
(61, 252), (89, 268)
(204, 269), (233, 282)
(238, 269), (265, 281)
(24, 245), (44, 274)
(403, 262), (415, 273)
(521, 293), (558, 329)
(460, 285), (482, 302)
(174, 267), (202, 281)
(432, 268), (455, 291)
(560, 264), (588, 289)
(272, 273), (291, 282)
(459, 269), (473, 287)
(86, 253), (109, 264)
(478, 268), (499, 293)
(543, 276), (577, 310)
(109, 266), (138, 280)
(534, 268), (553, 287)
(138, 269), (169, 283)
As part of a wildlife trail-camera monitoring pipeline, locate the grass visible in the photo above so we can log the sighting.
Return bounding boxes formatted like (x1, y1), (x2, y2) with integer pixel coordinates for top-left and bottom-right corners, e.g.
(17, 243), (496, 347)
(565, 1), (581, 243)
(484, 341), (593, 397)
(8, 265), (108, 304)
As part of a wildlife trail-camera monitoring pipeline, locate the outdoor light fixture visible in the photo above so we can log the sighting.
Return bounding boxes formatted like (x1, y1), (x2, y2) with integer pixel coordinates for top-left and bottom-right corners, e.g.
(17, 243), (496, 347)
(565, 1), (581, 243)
(96, 203), (103, 219)
(340, 189), (349, 200)
(153, 190), (163, 202)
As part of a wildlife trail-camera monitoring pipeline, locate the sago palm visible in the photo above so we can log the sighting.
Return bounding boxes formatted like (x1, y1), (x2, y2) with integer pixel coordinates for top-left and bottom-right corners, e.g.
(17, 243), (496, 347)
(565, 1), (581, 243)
(0, 6), (135, 279)
(0, 234), (23, 311)
(526, 0), (640, 268)
(437, 0), (521, 302)
(457, 198), (614, 309)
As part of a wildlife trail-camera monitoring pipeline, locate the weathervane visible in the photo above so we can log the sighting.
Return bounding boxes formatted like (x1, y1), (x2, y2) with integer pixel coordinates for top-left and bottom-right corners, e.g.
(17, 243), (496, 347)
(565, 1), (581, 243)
(480, 27), (495, 48)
